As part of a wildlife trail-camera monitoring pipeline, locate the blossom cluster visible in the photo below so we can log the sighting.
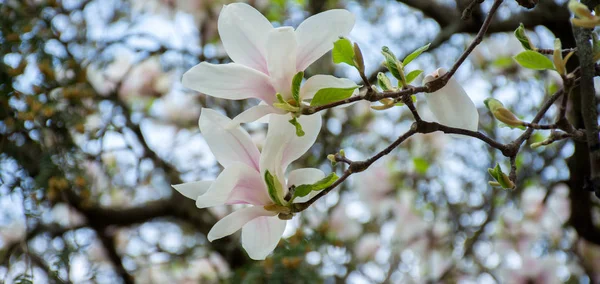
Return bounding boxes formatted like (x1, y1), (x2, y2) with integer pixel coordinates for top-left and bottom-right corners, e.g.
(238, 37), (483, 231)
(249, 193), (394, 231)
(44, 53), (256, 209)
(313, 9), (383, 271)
(172, 3), (480, 260)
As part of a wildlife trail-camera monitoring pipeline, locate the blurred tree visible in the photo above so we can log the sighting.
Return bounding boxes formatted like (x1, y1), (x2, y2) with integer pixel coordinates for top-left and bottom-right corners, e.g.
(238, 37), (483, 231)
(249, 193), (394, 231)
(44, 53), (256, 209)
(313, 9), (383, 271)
(0, 0), (599, 283)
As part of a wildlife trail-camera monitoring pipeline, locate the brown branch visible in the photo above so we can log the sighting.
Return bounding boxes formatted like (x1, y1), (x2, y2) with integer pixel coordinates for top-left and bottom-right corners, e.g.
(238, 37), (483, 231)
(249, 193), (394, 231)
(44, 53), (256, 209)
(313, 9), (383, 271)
(573, 10), (600, 191)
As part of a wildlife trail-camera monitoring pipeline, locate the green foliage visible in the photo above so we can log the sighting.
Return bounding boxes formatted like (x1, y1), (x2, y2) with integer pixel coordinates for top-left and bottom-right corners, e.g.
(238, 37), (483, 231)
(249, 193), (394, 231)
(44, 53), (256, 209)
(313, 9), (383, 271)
(332, 38), (356, 67)
(291, 71), (304, 103)
(487, 164), (515, 189)
(288, 116), (305, 137)
(265, 171), (285, 205)
(403, 43), (430, 66)
(412, 157), (429, 174)
(405, 69), (423, 84)
(514, 23), (535, 50)
(513, 51), (555, 70)
(310, 86), (359, 106)
(293, 173), (339, 199)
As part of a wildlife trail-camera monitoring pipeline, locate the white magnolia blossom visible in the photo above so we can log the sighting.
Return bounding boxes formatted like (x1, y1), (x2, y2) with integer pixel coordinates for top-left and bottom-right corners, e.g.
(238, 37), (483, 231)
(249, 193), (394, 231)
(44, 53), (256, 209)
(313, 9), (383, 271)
(173, 109), (323, 260)
(422, 68), (479, 132)
(182, 3), (357, 125)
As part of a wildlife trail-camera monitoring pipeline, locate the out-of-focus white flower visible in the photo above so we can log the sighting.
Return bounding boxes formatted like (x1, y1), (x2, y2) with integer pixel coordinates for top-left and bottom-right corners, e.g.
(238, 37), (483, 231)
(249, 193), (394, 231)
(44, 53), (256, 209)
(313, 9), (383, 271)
(50, 203), (86, 228)
(393, 191), (428, 245)
(0, 220), (25, 244)
(353, 161), (395, 217)
(328, 203), (362, 241)
(422, 68), (479, 132)
(87, 53), (131, 96)
(132, 0), (214, 25)
(173, 109), (322, 260)
(155, 92), (201, 125)
(182, 3), (356, 125)
(87, 55), (172, 101)
(119, 56), (172, 99)
(354, 234), (380, 261)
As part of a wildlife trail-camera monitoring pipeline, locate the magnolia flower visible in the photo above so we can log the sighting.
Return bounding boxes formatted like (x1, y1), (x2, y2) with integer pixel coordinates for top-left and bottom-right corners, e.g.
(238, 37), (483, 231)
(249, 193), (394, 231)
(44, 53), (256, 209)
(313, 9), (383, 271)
(182, 3), (356, 125)
(173, 109), (324, 260)
(422, 68), (479, 132)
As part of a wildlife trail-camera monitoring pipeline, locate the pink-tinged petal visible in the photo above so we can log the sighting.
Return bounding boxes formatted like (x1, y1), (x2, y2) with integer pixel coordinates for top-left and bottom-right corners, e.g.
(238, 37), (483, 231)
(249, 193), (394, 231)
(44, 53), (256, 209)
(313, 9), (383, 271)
(218, 3), (272, 73)
(300, 75), (358, 100)
(182, 62), (276, 104)
(172, 180), (212, 200)
(287, 168), (326, 203)
(199, 108), (260, 170)
(227, 104), (284, 128)
(196, 162), (270, 208)
(266, 27), (298, 99)
(241, 216), (287, 260)
(260, 113), (322, 180)
(295, 9), (355, 71)
(207, 206), (276, 242)
(422, 68), (479, 132)
(287, 168), (325, 187)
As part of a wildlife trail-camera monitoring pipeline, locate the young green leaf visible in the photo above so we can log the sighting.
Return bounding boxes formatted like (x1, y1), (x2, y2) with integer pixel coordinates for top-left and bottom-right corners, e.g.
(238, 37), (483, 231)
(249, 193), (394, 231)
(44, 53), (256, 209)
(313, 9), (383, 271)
(381, 46), (405, 84)
(288, 116), (305, 137)
(265, 171), (285, 205)
(274, 93), (300, 112)
(403, 43), (431, 66)
(405, 69), (424, 84)
(293, 172), (339, 199)
(291, 71), (304, 103)
(514, 23), (534, 50)
(310, 86), (359, 106)
(513, 50), (554, 70)
(377, 72), (394, 91)
(332, 38), (356, 67)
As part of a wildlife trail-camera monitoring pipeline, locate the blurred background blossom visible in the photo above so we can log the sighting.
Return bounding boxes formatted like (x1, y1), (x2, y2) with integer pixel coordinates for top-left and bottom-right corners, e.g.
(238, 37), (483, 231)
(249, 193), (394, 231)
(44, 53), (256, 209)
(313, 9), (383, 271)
(1, 0), (599, 283)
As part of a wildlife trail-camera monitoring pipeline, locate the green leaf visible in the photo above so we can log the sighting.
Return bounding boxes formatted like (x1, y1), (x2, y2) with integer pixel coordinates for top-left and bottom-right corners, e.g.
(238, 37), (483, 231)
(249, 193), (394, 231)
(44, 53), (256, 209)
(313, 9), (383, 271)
(514, 23), (534, 50)
(291, 71), (303, 103)
(310, 86), (359, 106)
(293, 173), (339, 199)
(332, 38), (356, 67)
(381, 46), (405, 83)
(265, 171), (285, 205)
(377, 72), (394, 91)
(288, 117), (305, 137)
(405, 69), (423, 84)
(413, 157), (429, 174)
(492, 57), (514, 68)
(403, 43), (431, 66)
(274, 93), (299, 112)
(513, 50), (554, 70)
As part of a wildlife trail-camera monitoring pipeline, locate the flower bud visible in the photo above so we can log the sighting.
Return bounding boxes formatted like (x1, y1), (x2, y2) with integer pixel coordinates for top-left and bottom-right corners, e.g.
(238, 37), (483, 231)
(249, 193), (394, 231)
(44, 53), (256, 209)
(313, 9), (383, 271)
(484, 98), (524, 129)
(353, 42), (365, 74)
(569, 0), (593, 19)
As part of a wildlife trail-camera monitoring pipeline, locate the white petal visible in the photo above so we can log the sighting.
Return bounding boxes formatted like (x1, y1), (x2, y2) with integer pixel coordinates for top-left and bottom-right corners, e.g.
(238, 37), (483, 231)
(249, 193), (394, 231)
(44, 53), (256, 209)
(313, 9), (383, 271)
(196, 162), (270, 208)
(207, 206), (276, 242)
(241, 216), (287, 260)
(218, 3), (273, 73)
(227, 104), (282, 128)
(422, 68), (479, 132)
(288, 168), (326, 203)
(172, 181), (212, 200)
(182, 62), (276, 104)
(266, 27), (298, 99)
(260, 113), (322, 179)
(199, 108), (261, 170)
(295, 9), (355, 71)
(287, 168), (325, 187)
(300, 75), (358, 100)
